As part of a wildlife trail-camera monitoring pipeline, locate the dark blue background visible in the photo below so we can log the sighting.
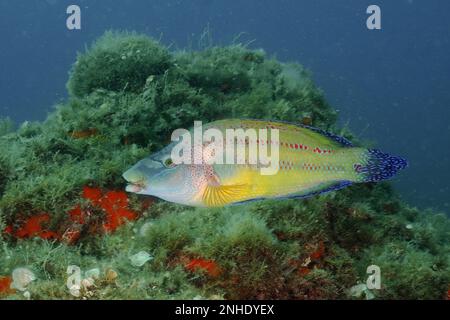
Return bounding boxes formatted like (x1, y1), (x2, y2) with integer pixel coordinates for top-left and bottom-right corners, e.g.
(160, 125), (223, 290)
(0, 0), (449, 213)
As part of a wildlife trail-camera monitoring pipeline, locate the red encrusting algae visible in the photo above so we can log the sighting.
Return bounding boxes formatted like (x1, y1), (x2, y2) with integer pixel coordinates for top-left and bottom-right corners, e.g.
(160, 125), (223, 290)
(185, 258), (221, 278)
(68, 204), (86, 225)
(310, 241), (325, 260)
(2, 186), (140, 243)
(293, 241), (326, 277)
(82, 187), (137, 232)
(83, 186), (103, 206)
(4, 213), (58, 240)
(298, 267), (311, 276)
(0, 276), (14, 296)
(3, 225), (13, 235)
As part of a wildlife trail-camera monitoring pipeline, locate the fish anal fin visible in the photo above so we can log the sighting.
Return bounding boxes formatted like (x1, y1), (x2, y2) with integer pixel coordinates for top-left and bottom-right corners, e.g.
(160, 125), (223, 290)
(280, 180), (353, 200)
(230, 181), (353, 206)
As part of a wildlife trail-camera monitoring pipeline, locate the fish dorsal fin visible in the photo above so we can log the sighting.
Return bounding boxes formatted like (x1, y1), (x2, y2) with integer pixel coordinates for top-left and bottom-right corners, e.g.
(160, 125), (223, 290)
(202, 184), (251, 207)
(223, 119), (353, 147)
(298, 124), (353, 147)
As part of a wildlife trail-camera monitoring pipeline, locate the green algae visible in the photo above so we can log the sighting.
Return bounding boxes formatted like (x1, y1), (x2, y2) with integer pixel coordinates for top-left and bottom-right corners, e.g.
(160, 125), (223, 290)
(67, 31), (172, 97)
(0, 31), (449, 300)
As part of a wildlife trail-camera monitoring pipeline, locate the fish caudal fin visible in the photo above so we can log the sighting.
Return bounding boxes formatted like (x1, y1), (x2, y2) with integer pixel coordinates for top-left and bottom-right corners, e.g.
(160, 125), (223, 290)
(359, 149), (408, 182)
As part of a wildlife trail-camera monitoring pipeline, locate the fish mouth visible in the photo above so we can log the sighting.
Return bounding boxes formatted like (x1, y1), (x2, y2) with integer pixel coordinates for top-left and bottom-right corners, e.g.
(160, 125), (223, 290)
(125, 182), (145, 193)
(123, 158), (165, 194)
(123, 169), (148, 194)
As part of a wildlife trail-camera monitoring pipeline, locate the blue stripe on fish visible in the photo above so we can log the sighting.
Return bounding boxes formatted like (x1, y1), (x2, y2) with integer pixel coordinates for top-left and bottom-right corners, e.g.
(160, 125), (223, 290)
(299, 124), (354, 147)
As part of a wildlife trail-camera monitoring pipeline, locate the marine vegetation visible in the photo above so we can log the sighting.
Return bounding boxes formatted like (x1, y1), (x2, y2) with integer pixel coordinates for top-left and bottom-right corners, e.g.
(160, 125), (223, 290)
(0, 31), (449, 300)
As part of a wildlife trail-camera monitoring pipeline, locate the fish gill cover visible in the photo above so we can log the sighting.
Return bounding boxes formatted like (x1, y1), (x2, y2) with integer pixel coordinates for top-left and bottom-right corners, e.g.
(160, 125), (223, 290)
(0, 31), (449, 300)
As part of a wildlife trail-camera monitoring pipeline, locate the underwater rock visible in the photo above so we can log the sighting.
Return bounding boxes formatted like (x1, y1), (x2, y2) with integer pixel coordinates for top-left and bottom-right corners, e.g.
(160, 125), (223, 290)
(67, 31), (172, 97)
(0, 117), (14, 137)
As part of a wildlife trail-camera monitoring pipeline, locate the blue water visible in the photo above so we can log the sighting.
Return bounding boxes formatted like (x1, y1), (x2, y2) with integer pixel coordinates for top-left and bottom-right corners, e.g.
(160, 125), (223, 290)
(0, 0), (449, 213)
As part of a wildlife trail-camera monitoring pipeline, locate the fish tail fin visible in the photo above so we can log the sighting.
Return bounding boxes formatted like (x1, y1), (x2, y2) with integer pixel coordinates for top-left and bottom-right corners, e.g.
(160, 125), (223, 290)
(358, 149), (408, 182)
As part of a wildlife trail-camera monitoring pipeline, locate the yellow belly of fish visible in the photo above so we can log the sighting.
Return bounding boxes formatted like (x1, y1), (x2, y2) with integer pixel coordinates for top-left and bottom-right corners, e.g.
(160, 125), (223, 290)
(201, 147), (365, 207)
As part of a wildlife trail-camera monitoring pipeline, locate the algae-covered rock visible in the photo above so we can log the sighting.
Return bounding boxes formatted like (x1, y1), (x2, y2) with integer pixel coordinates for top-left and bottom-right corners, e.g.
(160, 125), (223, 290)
(358, 241), (450, 299)
(0, 31), (449, 300)
(67, 31), (172, 97)
(0, 118), (13, 137)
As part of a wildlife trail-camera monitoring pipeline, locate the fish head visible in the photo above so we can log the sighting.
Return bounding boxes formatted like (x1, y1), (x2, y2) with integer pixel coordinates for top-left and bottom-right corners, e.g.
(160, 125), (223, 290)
(123, 144), (204, 206)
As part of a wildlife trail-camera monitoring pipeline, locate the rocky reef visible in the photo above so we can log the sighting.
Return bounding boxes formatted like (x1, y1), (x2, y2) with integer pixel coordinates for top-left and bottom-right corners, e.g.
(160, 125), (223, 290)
(0, 31), (449, 300)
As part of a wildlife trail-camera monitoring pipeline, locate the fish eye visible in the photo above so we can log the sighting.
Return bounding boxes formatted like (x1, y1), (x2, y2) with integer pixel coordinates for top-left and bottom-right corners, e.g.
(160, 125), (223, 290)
(164, 157), (175, 168)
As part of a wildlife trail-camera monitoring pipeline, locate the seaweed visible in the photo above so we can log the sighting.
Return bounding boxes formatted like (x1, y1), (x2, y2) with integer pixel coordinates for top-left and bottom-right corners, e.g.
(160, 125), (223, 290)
(67, 31), (172, 97)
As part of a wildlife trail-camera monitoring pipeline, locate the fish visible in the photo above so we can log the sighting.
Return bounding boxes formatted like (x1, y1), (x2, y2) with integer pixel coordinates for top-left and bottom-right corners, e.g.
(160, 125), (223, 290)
(123, 119), (407, 207)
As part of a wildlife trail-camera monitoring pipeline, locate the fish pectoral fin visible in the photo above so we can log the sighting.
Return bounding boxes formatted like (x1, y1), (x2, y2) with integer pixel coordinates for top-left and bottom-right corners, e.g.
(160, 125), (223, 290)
(202, 183), (251, 207)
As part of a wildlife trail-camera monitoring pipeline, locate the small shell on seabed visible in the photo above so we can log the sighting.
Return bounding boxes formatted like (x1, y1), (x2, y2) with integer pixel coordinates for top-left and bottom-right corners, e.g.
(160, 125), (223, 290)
(11, 268), (36, 292)
(129, 251), (153, 267)
(349, 283), (367, 297)
(69, 286), (81, 297)
(85, 268), (101, 279)
(139, 221), (154, 237)
(349, 283), (375, 300)
(81, 277), (95, 289)
(105, 269), (118, 282)
(23, 291), (31, 300)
